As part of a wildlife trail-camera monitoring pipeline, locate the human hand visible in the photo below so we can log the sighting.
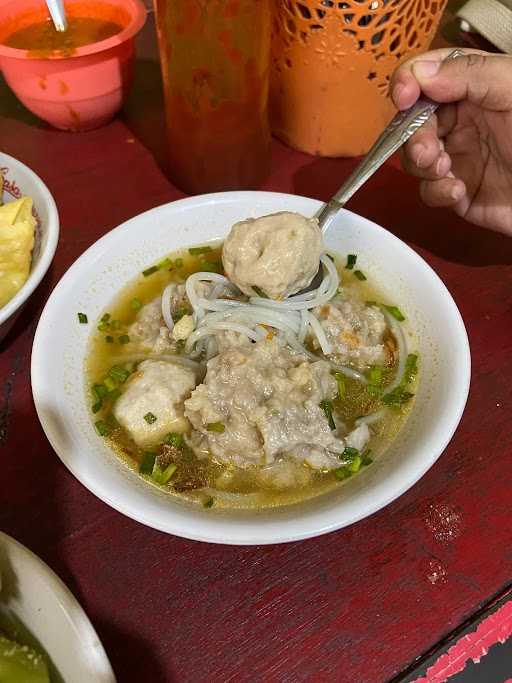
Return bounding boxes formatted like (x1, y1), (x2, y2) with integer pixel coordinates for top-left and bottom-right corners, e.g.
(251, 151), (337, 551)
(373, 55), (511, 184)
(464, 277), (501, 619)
(391, 49), (512, 236)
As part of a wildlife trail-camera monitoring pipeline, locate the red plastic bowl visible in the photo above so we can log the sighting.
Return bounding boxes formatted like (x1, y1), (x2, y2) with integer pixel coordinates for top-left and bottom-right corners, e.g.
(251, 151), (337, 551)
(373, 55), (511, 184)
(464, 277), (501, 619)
(0, 0), (146, 131)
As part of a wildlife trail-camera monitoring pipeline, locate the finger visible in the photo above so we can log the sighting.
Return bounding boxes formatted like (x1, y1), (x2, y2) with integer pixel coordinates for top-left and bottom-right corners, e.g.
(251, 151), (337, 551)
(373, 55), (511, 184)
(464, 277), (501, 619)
(412, 53), (512, 111)
(402, 116), (443, 170)
(419, 177), (467, 208)
(402, 149), (451, 181)
(436, 103), (458, 138)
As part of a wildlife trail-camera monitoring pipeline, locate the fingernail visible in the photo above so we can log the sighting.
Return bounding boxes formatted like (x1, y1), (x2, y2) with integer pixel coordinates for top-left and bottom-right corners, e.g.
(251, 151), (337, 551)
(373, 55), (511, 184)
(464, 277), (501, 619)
(412, 144), (426, 168)
(392, 82), (404, 105)
(413, 60), (441, 79)
(451, 184), (464, 201)
(436, 155), (448, 176)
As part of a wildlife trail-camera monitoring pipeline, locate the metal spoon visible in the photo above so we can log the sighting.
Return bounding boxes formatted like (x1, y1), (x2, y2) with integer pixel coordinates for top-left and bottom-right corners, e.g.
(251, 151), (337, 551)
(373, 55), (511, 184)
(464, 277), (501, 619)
(45, 0), (68, 32)
(302, 48), (465, 292)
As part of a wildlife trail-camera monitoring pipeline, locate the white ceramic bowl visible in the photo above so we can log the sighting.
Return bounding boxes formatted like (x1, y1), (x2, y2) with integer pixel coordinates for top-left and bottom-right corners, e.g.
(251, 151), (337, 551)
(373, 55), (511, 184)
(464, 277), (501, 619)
(31, 192), (471, 545)
(0, 531), (115, 682)
(0, 153), (59, 342)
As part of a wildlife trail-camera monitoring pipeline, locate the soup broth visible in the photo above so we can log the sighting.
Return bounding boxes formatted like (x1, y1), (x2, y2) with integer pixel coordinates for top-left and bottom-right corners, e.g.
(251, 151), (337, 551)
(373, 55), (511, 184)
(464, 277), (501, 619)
(86, 246), (417, 510)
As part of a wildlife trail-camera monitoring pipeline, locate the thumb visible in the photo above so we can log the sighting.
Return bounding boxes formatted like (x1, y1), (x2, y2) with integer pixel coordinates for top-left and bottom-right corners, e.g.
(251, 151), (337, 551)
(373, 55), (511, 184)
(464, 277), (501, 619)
(412, 53), (512, 111)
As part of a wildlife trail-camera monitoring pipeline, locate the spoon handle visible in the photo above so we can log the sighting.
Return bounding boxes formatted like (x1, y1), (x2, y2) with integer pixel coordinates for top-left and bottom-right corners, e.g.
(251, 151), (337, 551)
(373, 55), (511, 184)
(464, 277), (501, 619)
(46, 0), (68, 32)
(317, 48), (465, 230)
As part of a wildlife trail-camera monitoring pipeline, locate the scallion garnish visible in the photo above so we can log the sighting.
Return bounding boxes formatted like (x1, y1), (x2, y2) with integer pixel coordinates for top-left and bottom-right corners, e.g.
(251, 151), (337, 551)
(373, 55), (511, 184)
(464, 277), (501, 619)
(354, 270), (367, 281)
(142, 265), (158, 277)
(382, 386), (414, 407)
(105, 335), (114, 343)
(200, 261), (222, 273)
(108, 388), (121, 402)
(334, 467), (352, 480)
(97, 322), (109, 332)
(101, 313), (111, 323)
(189, 246), (212, 256)
(348, 454), (362, 473)
(207, 422), (225, 433)
(203, 496), (215, 508)
(174, 258), (183, 268)
(108, 366), (130, 383)
(104, 377), (117, 392)
(119, 334), (130, 345)
(174, 308), (189, 322)
(163, 432), (184, 448)
(78, 313), (88, 324)
(139, 452), (157, 475)
(92, 383), (109, 401)
(253, 286), (268, 298)
(341, 446), (359, 463)
(94, 420), (110, 437)
(157, 257), (172, 270)
(152, 462), (177, 484)
(319, 400), (336, 430)
(346, 254), (357, 270)
(144, 412), (157, 424)
(91, 401), (102, 414)
(383, 305), (405, 321)
(367, 365), (384, 396)
(404, 353), (418, 383)
(333, 372), (345, 400)
(131, 298), (142, 311)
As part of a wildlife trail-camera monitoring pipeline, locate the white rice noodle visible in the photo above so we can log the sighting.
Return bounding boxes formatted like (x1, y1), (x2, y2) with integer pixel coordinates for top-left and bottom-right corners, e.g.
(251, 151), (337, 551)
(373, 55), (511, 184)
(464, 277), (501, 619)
(330, 363), (368, 383)
(185, 321), (265, 353)
(304, 311), (332, 355)
(185, 272), (233, 314)
(298, 309), (308, 343)
(383, 310), (408, 392)
(248, 253), (339, 312)
(355, 408), (387, 427)
(109, 353), (203, 371)
(161, 283), (175, 332)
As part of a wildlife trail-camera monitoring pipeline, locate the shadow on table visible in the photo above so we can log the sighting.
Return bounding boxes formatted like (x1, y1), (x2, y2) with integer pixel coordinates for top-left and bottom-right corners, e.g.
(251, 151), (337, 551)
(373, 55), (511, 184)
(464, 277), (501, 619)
(292, 157), (512, 268)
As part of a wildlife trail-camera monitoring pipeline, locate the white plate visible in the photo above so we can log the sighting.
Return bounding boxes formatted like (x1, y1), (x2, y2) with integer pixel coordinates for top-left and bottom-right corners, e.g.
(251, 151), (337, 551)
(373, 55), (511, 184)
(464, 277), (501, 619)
(0, 531), (115, 682)
(31, 191), (471, 545)
(0, 153), (59, 341)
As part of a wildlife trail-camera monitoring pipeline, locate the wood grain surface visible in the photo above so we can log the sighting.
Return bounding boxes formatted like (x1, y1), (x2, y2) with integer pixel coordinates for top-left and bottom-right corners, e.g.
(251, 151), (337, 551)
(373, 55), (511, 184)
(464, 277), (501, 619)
(0, 8), (511, 683)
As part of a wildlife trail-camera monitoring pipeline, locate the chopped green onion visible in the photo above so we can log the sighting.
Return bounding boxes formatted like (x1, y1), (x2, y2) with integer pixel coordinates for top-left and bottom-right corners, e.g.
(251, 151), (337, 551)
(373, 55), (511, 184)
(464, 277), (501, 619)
(207, 422), (225, 433)
(319, 400), (336, 430)
(139, 452), (157, 475)
(200, 261), (222, 273)
(108, 366), (130, 383)
(174, 258), (183, 268)
(92, 383), (109, 401)
(367, 365), (384, 396)
(333, 372), (345, 400)
(404, 353), (418, 383)
(104, 377), (117, 392)
(253, 286), (268, 298)
(382, 386), (414, 407)
(341, 446), (359, 463)
(348, 454), (362, 473)
(189, 246), (212, 256)
(203, 496), (215, 508)
(354, 270), (367, 281)
(152, 462), (177, 484)
(346, 254), (357, 270)
(111, 320), (121, 330)
(101, 313), (111, 323)
(383, 305), (405, 322)
(362, 450), (373, 466)
(131, 298), (142, 311)
(94, 420), (110, 436)
(334, 467), (352, 480)
(91, 401), (102, 414)
(118, 334), (130, 345)
(97, 322), (109, 332)
(144, 412), (157, 424)
(105, 335), (114, 344)
(108, 388), (121, 402)
(157, 257), (172, 270)
(164, 432), (184, 448)
(142, 265), (158, 277)
(77, 312), (88, 324)
(174, 308), (189, 322)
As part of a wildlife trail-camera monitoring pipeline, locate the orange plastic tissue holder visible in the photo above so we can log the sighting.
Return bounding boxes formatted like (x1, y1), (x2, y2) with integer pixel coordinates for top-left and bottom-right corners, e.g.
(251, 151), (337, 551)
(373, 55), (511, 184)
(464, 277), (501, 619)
(271, 0), (448, 157)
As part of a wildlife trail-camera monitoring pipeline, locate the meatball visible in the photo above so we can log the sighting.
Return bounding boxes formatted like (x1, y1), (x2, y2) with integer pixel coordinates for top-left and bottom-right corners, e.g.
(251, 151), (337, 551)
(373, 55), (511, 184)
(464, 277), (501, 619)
(222, 211), (322, 299)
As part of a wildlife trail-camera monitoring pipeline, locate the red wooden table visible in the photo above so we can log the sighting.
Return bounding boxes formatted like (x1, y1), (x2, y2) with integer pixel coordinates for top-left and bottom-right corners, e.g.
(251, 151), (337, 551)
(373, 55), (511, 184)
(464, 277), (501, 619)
(1, 10), (511, 683)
